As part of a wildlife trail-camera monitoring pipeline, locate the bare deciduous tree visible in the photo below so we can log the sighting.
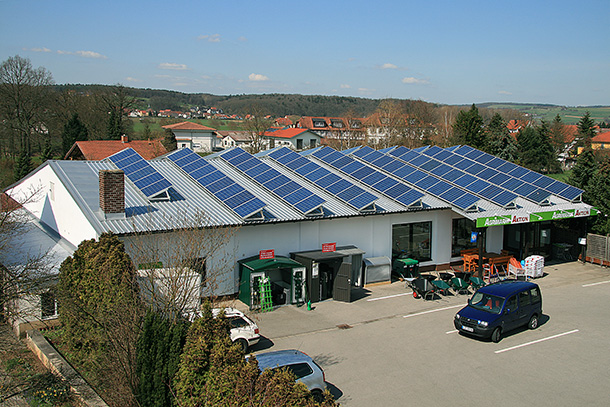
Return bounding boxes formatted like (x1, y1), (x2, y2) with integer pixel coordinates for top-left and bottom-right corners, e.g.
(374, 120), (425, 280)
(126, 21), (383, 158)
(242, 105), (273, 153)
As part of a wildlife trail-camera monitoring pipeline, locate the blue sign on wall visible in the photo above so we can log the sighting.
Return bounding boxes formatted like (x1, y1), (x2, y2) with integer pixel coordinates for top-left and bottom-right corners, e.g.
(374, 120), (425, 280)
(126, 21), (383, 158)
(470, 231), (478, 243)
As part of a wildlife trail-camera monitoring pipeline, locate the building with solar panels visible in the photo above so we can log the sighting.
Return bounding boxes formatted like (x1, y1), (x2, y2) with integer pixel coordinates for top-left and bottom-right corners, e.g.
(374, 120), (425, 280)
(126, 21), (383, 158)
(4, 144), (596, 328)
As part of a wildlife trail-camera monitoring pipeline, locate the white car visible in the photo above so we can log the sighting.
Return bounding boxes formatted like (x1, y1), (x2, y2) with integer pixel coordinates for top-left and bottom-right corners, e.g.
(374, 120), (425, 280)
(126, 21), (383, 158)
(187, 307), (260, 353)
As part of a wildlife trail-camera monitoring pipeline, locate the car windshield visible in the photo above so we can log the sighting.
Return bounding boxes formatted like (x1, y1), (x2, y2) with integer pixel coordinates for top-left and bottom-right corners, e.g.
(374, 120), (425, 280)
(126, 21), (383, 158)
(469, 292), (505, 314)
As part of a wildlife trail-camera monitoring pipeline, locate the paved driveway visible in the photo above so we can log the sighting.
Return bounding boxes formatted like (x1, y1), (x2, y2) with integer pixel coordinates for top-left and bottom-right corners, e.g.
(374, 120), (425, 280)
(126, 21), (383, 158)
(248, 261), (610, 406)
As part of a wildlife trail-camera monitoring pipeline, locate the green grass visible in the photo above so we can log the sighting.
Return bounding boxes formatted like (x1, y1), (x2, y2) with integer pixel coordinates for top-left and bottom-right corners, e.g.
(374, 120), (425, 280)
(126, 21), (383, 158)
(548, 170), (572, 182)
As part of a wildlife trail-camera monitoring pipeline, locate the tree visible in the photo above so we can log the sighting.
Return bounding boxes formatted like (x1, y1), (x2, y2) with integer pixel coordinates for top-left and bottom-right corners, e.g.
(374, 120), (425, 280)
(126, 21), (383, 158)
(369, 99), (407, 148)
(13, 148), (32, 182)
(102, 84), (135, 140)
(577, 111), (596, 149)
(57, 233), (143, 406)
(242, 105), (273, 153)
(452, 104), (485, 149)
(485, 113), (518, 161)
(136, 310), (189, 407)
(174, 302), (336, 406)
(516, 123), (555, 173)
(549, 114), (566, 159)
(0, 55), (54, 157)
(161, 128), (177, 152)
(568, 148), (597, 202)
(61, 113), (88, 156)
(588, 157), (610, 235)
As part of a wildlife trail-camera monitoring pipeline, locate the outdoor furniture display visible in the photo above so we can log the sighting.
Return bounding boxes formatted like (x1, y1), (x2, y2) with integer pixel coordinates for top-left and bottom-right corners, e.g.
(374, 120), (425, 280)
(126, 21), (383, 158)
(524, 255), (545, 278)
(408, 277), (437, 300)
(469, 276), (486, 290)
(483, 253), (513, 273)
(508, 257), (527, 279)
(431, 279), (452, 295)
(462, 253), (479, 274)
(439, 271), (455, 284)
(450, 277), (470, 295)
(483, 263), (507, 284)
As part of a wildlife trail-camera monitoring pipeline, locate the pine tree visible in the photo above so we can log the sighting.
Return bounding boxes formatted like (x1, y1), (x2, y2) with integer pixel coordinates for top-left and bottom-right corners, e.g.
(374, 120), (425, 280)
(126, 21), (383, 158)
(517, 123), (555, 173)
(577, 112), (596, 149)
(162, 128), (177, 152)
(588, 157), (610, 235)
(14, 148), (32, 181)
(568, 148), (597, 201)
(485, 113), (518, 161)
(41, 137), (53, 162)
(452, 104), (485, 149)
(61, 113), (88, 156)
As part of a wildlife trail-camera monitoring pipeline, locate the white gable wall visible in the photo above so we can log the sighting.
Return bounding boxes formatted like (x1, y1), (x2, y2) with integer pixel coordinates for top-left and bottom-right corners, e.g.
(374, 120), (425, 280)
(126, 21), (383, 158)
(7, 165), (98, 247)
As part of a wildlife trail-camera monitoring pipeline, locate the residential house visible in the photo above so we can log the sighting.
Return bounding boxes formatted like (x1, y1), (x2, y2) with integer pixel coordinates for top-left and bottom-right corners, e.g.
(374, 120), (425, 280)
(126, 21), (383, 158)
(263, 128), (323, 150)
(162, 121), (220, 152)
(64, 135), (167, 160)
(217, 130), (252, 149)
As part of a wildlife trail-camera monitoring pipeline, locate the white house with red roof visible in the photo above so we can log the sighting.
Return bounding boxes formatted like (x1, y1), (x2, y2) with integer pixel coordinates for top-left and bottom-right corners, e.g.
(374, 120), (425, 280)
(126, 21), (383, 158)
(162, 121), (220, 152)
(263, 128), (323, 151)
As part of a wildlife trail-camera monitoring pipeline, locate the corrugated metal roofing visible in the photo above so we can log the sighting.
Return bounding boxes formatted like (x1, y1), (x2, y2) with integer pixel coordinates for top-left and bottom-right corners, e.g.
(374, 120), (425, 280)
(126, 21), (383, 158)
(48, 145), (593, 235)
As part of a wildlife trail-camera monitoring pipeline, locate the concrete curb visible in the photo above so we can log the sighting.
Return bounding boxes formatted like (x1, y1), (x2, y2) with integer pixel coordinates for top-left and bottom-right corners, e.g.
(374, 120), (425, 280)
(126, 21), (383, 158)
(25, 330), (108, 407)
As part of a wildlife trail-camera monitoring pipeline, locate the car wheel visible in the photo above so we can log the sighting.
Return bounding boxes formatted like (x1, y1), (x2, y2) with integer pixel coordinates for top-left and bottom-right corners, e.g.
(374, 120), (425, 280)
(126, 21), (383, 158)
(311, 389), (323, 403)
(236, 338), (249, 353)
(491, 327), (502, 343)
(528, 314), (539, 330)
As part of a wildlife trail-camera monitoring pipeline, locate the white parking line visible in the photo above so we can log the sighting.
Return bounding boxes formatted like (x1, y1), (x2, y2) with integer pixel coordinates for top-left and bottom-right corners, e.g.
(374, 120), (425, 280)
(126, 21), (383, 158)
(403, 304), (463, 318)
(494, 329), (579, 354)
(446, 329), (458, 334)
(367, 292), (413, 302)
(582, 280), (610, 287)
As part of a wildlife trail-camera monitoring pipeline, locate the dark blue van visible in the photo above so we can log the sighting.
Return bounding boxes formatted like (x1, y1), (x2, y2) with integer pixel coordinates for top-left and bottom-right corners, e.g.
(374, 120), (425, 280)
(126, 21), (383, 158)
(454, 280), (542, 342)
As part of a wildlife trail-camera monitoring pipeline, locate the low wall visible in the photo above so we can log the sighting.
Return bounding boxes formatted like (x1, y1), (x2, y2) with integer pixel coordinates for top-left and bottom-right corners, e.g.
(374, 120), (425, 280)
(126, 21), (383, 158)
(26, 330), (108, 407)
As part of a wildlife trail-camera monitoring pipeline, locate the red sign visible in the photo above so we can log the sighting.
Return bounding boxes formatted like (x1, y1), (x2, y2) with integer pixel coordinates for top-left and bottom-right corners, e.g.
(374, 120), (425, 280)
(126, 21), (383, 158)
(259, 249), (275, 260)
(322, 242), (336, 253)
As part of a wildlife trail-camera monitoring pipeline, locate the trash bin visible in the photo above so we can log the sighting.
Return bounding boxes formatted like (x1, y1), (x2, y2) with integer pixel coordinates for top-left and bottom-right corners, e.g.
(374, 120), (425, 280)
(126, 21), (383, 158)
(392, 258), (419, 279)
(363, 256), (391, 285)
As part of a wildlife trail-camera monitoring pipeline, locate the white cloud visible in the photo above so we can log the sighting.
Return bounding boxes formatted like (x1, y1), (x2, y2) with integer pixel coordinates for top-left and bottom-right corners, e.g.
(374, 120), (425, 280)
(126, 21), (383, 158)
(125, 77), (142, 83)
(498, 90), (512, 95)
(198, 34), (221, 42)
(358, 87), (375, 95)
(158, 63), (189, 71)
(340, 84), (351, 89)
(24, 47), (52, 53)
(381, 63), (398, 69)
(249, 73), (269, 81)
(238, 36), (247, 42)
(56, 49), (107, 59)
(402, 76), (429, 84)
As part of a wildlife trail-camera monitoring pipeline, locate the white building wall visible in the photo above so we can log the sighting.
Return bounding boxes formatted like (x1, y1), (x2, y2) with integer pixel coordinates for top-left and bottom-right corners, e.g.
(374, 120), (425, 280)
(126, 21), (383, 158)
(7, 165), (98, 247)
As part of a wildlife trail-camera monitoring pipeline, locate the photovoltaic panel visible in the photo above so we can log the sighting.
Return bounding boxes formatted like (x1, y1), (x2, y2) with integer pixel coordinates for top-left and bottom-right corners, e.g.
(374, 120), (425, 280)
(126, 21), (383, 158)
(310, 147), (424, 207)
(108, 148), (172, 198)
(166, 148), (266, 218)
(221, 148), (329, 214)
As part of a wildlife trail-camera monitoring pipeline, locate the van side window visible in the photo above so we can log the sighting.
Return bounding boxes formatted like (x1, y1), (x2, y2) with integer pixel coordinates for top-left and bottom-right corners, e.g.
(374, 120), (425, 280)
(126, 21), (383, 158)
(506, 295), (518, 312)
(530, 287), (541, 303)
(519, 290), (531, 306)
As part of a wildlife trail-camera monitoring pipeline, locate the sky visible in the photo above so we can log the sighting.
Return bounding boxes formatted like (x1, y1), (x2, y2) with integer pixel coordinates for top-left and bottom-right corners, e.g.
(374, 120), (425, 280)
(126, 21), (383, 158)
(1, 0), (609, 106)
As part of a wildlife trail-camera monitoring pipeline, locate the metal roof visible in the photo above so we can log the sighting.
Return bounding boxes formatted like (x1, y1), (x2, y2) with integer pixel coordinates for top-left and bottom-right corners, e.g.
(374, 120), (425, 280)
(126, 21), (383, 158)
(44, 145), (593, 236)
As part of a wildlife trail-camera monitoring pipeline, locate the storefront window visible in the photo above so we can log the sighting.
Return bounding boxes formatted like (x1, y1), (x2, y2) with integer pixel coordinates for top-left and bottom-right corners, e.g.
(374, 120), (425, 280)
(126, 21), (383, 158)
(452, 218), (477, 257)
(392, 221), (432, 262)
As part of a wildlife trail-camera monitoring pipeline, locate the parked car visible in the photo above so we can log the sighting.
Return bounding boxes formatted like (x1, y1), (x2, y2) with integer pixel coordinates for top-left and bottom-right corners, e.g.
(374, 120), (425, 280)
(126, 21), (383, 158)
(187, 307), (260, 352)
(252, 349), (327, 401)
(454, 280), (542, 343)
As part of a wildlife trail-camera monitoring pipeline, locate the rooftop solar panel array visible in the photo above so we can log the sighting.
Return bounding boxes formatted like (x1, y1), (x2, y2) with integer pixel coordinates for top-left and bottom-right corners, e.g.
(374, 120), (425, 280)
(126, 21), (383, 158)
(108, 148), (172, 198)
(266, 147), (379, 211)
(166, 148), (266, 218)
(219, 148), (325, 215)
(437, 145), (583, 202)
(310, 147), (425, 208)
(350, 146), (483, 211)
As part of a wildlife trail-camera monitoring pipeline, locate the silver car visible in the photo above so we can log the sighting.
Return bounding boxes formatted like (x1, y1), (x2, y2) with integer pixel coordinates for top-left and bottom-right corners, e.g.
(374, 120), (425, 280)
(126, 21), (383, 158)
(252, 349), (327, 401)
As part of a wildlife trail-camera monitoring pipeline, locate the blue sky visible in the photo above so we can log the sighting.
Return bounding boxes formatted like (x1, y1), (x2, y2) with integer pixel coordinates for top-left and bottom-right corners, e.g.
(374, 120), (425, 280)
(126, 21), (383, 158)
(1, 0), (608, 106)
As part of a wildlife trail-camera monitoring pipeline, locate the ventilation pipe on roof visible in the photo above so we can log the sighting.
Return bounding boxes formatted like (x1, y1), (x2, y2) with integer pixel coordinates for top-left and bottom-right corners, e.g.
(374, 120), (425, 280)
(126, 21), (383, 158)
(121, 134), (129, 143)
(99, 169), (125, 217)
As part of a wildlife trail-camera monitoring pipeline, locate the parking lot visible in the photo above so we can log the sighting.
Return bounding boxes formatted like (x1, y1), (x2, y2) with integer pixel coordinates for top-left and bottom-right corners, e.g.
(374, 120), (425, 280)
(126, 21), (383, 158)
(247, 261), (610, 406)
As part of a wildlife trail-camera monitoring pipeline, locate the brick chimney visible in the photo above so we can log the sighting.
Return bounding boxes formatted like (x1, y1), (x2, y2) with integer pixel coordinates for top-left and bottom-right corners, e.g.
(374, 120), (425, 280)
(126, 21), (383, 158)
(121, 134), (129, 143)
(99, 170), (125, 215)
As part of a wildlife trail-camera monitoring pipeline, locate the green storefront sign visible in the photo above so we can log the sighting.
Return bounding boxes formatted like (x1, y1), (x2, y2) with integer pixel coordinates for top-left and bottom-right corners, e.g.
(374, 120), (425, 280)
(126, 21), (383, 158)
(476, 207), (597, 228)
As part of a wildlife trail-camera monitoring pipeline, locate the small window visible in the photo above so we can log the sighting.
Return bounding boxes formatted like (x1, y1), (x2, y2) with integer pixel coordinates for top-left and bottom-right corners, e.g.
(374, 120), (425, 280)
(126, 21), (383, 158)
(296, 139), (303, 150)
(41, 291), (58, 319)
(331, 120), (343, 128)
(349, 120), (362, 129)
(284, 363), (313, 380)
(313, 119), (326, 128)
(310, 139), (317, 148)
(519, 290), (531, 307)
(530, 287), (541, 303)
(506, 295), (518, 312)
(227, 316), (249, 329)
